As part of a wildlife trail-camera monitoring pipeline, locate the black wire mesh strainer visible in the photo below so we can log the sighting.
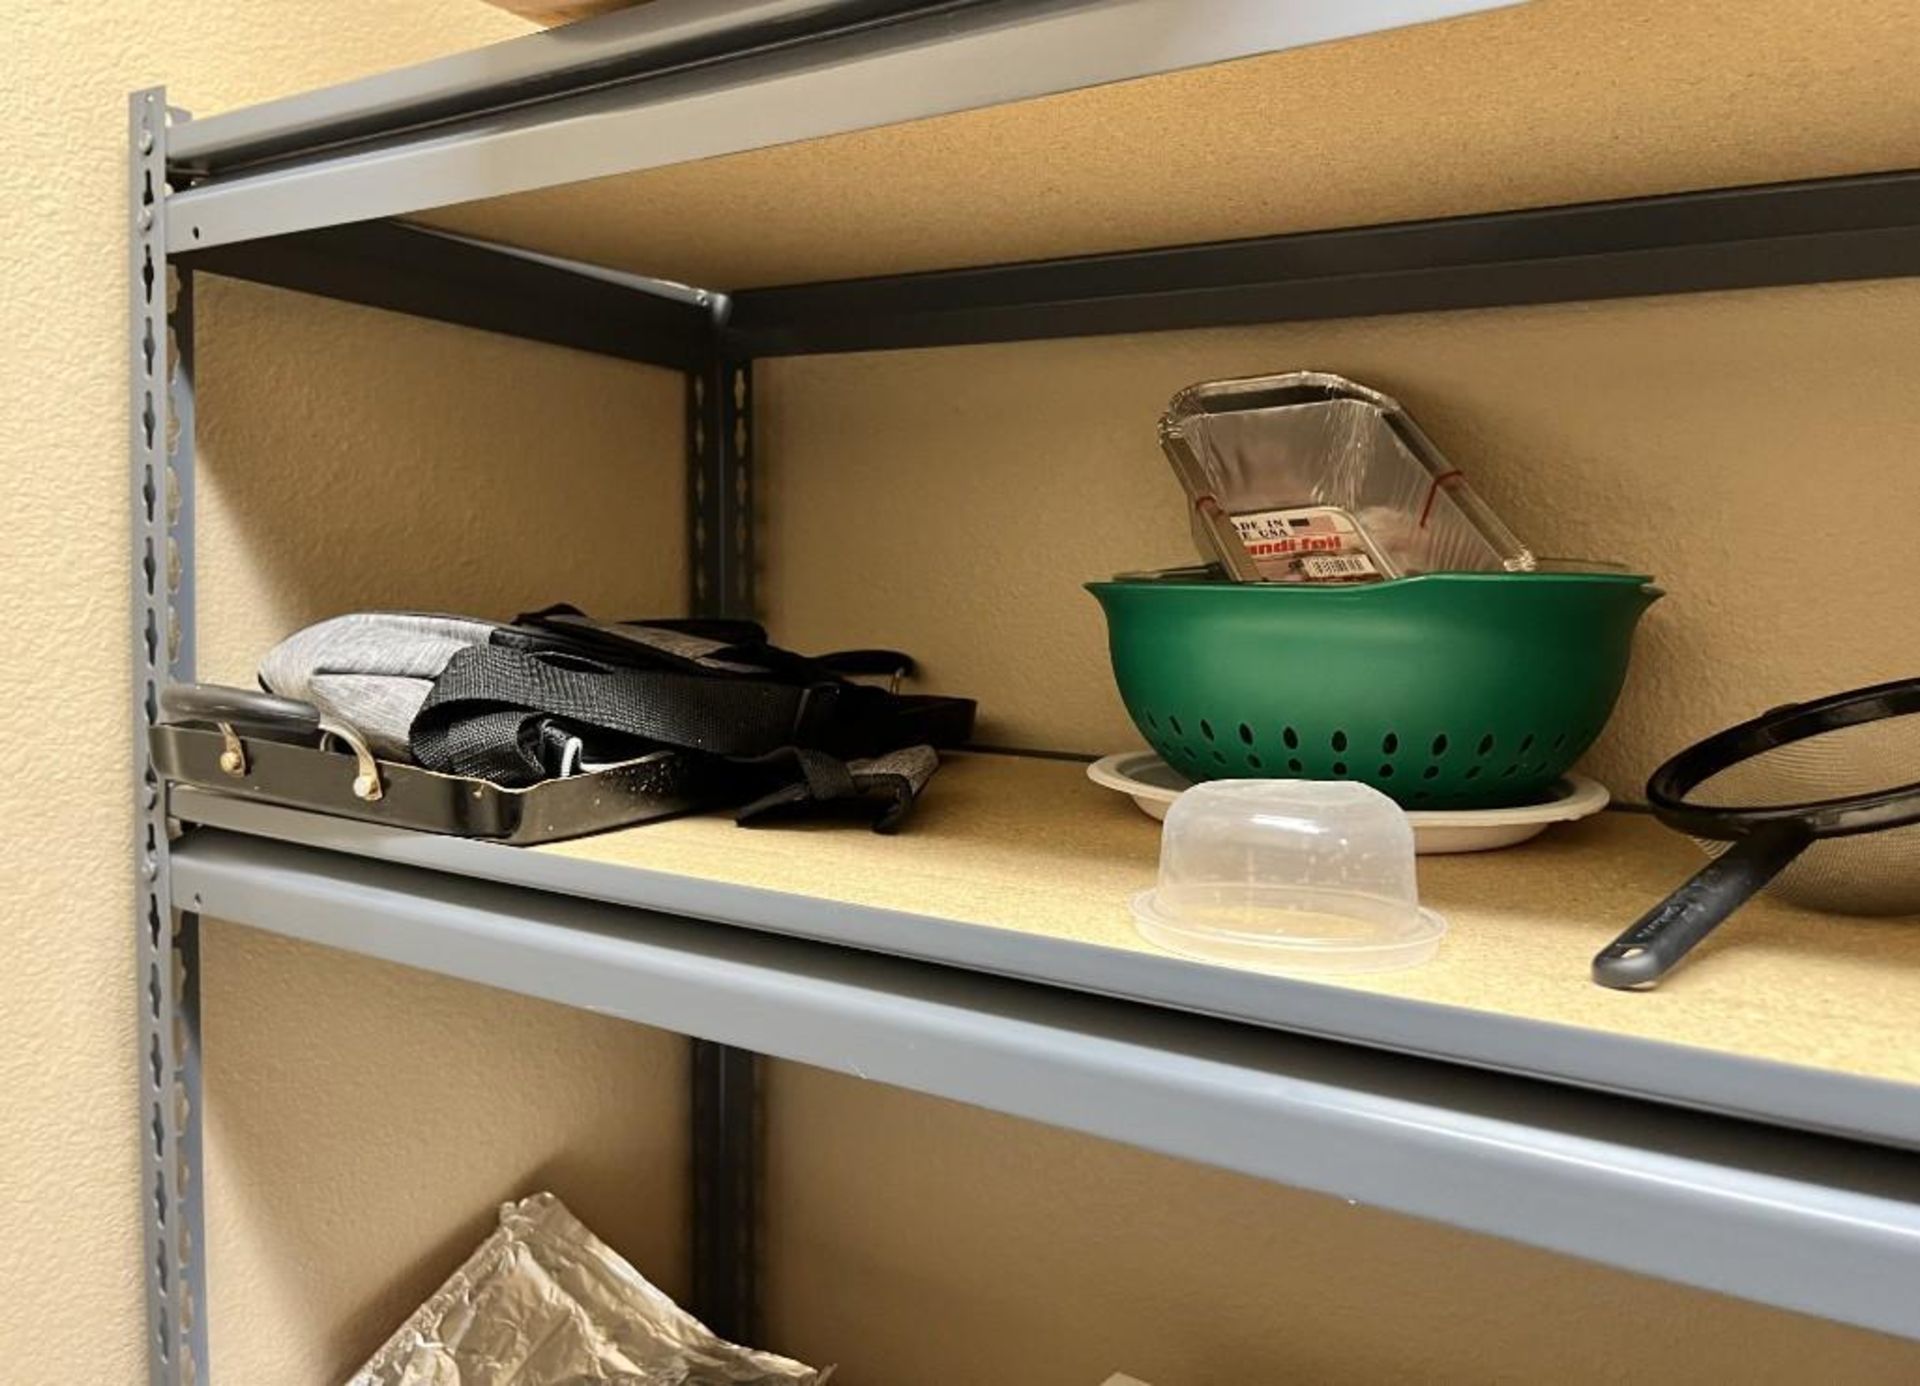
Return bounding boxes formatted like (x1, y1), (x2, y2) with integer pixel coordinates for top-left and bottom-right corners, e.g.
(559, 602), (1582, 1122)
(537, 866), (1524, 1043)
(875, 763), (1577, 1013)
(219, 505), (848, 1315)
(1593, 678), (1920, 989)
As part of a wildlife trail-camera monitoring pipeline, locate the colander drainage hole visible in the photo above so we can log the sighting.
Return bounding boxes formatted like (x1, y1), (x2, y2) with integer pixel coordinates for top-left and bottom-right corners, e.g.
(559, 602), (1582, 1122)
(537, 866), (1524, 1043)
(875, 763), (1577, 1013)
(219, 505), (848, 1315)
(1282, 726), (1300, 750)
(1238, 723), (1255, 745)
(1518, 733), (1536, 754)
(1431, 734), (1449, 756)
(1168, 715), (1183, 736)
(1551, 732), (1567, 750)
(1501, 764), (1519, 778)
(1247, 754), (1263, 769)
(1378, 764), (1395, 778)
(1331, 730), (1349, 752)
(1422, 765), (1440, 780)
(1288, 758), (1304, 773)
(1381, 733), (1399, 754)
(1331, 761), (1349, 776)
(1465, 765), (1482, 780)
(1477, 734), (1495, 756)
(1212, 749), (1226, 765)
(1200, 719), (1216, 742)
(1146, 712), (1159, 730)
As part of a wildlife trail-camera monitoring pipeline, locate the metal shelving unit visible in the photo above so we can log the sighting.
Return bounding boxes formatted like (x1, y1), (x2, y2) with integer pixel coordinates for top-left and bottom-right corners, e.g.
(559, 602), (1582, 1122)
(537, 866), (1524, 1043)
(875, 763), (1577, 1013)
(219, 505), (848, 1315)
(132, 3), (1920, 1380)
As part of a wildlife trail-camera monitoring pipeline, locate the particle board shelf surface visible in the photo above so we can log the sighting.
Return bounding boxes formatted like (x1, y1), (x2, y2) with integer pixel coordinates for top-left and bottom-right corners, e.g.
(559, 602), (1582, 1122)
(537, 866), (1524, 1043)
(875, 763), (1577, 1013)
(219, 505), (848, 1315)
(414, 0), (1920, 289)
(538, 752), (1920, 1089)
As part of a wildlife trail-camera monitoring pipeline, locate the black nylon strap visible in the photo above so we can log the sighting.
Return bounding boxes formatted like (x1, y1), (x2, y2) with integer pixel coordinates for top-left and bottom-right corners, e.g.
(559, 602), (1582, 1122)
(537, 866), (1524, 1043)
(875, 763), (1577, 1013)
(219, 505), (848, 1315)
(411, 646), (837, 782)
(515, 608), (928, 693)
(782, 747), (859, 802)
(735, 746), (934, 834)
(812, 649), (917, 679)
(504, 610), (972, 755)
(409, 614), (970, 837)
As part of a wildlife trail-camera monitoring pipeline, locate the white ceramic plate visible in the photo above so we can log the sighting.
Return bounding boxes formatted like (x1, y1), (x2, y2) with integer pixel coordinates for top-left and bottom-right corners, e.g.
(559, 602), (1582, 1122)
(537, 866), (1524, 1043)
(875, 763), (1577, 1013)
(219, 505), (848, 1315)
(1087, 751), (1610, 854)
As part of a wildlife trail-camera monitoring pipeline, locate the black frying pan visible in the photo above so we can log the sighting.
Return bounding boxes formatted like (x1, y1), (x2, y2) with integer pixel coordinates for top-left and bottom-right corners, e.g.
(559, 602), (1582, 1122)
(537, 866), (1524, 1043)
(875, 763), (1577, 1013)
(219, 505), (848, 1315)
(1593, 678), (1920, 989)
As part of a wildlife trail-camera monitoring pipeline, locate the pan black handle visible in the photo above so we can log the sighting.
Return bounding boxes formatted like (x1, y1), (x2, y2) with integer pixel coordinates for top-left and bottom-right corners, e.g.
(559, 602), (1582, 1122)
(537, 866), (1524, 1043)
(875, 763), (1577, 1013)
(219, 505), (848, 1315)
(1592, 820), (1812, 989)
(158, 682), (322, 736)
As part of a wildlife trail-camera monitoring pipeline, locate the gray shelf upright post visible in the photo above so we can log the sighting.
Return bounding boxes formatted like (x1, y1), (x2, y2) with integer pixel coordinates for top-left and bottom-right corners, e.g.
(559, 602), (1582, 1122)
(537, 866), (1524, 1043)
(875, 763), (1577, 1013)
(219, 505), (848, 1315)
(132, 88), (208, 1386)
(687, 315), (761, 1341)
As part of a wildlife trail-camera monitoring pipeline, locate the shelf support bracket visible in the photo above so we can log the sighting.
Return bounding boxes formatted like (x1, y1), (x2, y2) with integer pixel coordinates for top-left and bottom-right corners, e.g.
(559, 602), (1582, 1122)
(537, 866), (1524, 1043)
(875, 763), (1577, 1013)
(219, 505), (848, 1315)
(133, 87), (207, 1386)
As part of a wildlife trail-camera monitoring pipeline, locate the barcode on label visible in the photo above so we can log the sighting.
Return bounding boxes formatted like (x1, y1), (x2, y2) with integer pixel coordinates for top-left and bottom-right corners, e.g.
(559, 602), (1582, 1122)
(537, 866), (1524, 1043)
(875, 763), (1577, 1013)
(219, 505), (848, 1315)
(1301, 554), (1378, 579)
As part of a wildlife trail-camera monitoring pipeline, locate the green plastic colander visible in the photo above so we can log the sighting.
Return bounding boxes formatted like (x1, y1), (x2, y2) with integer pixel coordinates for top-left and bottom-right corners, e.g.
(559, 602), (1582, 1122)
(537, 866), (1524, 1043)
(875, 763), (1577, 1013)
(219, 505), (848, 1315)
(1087, 572), (1660, 810)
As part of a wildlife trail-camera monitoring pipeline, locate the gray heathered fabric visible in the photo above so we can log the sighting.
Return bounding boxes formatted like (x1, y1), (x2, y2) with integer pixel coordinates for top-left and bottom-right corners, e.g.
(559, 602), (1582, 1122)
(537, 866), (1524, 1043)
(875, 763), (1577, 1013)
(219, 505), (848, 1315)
(852, 744), (939, 795)
(258, 612), (497, 760)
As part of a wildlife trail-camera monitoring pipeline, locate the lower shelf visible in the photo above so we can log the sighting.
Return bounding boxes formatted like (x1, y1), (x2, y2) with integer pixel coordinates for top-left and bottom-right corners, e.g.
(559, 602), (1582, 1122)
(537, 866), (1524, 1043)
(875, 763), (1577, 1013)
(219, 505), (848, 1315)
(172, 827), (1920, 1342)
(169, 750), (1920, 1149)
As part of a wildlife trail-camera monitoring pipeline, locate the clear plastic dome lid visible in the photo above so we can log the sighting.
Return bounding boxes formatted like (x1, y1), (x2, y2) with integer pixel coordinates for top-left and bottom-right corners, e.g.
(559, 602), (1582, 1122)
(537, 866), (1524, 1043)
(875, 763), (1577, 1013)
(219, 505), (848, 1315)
(1132, 779), (1445, 973)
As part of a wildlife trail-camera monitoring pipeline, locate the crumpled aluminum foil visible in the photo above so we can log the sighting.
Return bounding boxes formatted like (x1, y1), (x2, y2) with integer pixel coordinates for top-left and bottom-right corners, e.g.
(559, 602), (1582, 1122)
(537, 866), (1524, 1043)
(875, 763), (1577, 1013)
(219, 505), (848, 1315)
(350, 1193), (827, 1386)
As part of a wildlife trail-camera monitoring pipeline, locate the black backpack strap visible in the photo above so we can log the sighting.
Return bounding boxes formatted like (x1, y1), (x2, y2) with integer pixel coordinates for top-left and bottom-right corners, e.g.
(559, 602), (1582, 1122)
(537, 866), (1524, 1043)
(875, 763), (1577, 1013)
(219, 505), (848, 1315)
(811, 649), (917, 679)
(412, 620), (967, 832)
(501, 612), (974, 757)
(516, 609), (929, 698)
(410, 645), (843, 783)
(516, 604), (769, 653)
(735, 746), (940, 835)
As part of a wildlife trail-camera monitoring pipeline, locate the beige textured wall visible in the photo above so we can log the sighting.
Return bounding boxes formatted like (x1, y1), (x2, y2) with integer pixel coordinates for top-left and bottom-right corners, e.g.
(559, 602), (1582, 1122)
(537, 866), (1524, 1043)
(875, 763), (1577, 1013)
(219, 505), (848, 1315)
(199, 923), (684, 1380)
(0, 3), (694, 1382)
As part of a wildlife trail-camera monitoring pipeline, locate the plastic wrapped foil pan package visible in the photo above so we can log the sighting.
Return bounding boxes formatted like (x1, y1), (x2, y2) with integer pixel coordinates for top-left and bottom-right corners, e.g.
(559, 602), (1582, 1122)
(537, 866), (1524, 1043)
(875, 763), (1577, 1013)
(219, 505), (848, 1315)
(350, 1193), (829, 1386)
(1158, 370), (1535, 582)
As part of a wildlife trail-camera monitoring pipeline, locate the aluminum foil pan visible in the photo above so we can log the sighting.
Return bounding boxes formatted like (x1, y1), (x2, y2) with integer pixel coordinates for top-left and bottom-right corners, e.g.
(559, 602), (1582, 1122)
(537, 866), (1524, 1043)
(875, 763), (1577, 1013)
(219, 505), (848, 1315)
(1159, 370), (1536, 582)
(351, 1193), (828, 1385)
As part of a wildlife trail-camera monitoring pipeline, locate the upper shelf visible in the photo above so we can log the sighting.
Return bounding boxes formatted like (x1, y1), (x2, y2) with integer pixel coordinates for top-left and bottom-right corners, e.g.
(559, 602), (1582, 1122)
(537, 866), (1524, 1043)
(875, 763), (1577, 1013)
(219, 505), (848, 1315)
(164, 0), (1514, 257)
(169, 752), (1920, 1151)
(406, 0), (1920, 293)
(167, 0), (1920, 292)
(165, 1), (1920, 367)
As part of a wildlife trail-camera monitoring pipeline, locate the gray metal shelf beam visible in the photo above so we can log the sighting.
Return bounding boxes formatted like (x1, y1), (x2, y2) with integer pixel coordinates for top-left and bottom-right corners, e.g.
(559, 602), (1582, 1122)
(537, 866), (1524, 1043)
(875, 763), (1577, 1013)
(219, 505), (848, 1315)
(170, 827), (1920, 1343)
(167, 1), (1005, 175)
(162, 0), (1513, 254)
(723, 168), (1920, 354)
(169, 167), (1920, 370)
(179, 222), (715, 370)
(166, 785), (1920, 1154)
